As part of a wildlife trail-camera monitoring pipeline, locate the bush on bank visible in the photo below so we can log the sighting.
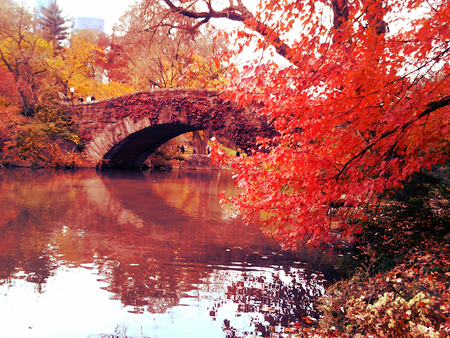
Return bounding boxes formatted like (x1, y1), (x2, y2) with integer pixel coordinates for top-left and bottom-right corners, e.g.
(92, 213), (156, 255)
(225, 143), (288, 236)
(300, 169), (450, 338)
(0, 99), (87, 168)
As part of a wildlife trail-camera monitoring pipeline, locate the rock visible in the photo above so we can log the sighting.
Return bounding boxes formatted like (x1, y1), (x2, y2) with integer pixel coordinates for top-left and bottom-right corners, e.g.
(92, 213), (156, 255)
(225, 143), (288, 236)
(144, 155), (173, 170)
(56, 136), (79, 153)
(181, 154), (220, 170)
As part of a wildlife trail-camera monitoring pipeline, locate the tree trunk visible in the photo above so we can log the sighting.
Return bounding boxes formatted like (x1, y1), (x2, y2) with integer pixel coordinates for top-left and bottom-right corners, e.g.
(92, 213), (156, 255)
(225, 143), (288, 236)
(192, 130), (210, 155)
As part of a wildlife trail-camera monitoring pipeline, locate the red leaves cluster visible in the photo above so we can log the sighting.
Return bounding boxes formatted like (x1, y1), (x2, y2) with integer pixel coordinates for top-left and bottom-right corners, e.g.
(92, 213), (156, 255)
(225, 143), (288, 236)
(218, 0), (450, 248)
(0, 68), (20, 106)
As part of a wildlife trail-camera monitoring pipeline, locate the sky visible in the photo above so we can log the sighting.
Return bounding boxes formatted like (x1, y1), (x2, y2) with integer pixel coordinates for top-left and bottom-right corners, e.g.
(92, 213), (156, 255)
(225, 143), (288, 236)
(19, 0), (260, 35)
(21, 0), (137, 34)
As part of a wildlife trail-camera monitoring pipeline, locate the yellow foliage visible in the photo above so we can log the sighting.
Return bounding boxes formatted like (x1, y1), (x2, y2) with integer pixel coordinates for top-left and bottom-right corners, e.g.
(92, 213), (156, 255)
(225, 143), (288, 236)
(54, 36), (136, 100)
(50, 36), (101, 93)
(180, 54), (228, 89)
(89, 81), (135, 99)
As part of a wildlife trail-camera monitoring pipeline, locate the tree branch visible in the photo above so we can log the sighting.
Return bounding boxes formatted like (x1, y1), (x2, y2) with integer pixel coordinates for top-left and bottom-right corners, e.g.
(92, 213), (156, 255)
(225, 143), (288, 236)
(333, 95), (450, 181)
(160, 0), (296, 65)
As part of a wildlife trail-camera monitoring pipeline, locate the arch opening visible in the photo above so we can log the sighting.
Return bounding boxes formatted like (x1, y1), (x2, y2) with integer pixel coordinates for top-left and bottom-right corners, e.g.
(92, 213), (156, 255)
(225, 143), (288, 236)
(101, 123), (202, 169)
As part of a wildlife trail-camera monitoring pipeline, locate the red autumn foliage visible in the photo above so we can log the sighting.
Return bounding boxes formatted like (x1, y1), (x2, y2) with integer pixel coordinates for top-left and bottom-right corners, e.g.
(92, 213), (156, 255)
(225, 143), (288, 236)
(0, 67), (20, 106)
(96, 34), (130, 83)
(210, 0), (450, 247)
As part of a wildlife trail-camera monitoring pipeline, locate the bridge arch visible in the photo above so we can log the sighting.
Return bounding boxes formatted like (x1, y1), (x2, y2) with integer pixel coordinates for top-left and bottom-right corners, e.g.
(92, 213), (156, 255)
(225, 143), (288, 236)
(64, 89), (272, 168)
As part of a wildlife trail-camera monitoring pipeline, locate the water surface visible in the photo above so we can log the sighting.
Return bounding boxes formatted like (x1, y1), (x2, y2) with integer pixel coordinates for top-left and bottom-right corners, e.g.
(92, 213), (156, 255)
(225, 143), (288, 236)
(0, 168), (347, 338)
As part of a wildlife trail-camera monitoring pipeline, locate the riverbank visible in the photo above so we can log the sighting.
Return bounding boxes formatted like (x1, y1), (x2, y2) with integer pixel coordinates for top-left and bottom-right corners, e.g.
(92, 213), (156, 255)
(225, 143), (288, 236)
(143, 153), (225, 170)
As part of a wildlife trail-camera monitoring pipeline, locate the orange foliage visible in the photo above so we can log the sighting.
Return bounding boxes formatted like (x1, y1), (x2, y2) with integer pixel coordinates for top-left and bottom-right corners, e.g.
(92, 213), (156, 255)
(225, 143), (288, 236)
(214, 0), (450, 247)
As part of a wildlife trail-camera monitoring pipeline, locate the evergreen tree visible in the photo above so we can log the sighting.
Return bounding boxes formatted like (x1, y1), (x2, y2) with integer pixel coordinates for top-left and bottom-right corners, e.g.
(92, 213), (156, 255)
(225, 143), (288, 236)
(38, 0), (68, 51)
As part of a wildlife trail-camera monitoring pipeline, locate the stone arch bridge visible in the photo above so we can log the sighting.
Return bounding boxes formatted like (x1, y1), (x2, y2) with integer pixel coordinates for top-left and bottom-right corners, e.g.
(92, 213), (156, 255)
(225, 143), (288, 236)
(63, 89), (273, 168)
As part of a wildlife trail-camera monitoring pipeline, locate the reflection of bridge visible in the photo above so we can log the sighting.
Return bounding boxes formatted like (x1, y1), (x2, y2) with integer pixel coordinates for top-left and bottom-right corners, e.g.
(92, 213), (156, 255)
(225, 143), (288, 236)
(64, 89), (273, 168)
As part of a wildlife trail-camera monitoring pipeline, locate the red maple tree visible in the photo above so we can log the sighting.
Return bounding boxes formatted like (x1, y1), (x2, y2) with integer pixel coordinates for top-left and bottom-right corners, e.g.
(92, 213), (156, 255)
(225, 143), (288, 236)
(151, 0), (450, 247)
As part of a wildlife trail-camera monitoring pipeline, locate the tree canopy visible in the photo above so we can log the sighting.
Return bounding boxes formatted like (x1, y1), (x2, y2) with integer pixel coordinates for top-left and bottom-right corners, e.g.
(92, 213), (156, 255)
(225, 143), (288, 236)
(0, 0), (53, 115)
(151, 0), (450, 247)
(0, 2), (135, 167)
(112, 0), (229, 89)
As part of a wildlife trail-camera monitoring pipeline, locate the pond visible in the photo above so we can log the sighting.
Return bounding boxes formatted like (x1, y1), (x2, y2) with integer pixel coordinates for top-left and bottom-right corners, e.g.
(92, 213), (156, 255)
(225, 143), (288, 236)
(0, 168), (352, 338)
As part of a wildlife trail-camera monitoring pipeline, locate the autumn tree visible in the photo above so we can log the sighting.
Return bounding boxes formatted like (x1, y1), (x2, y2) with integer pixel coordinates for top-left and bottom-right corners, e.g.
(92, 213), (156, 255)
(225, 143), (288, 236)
(95, 32), (129, 84)
(0, 66), (21, 106)
(49, 32), (135, 100)
(112, 0), (228, 90)
(0, 0), (54, 116)
(37, 0), (69, 52)
(147, 0), (450, 248)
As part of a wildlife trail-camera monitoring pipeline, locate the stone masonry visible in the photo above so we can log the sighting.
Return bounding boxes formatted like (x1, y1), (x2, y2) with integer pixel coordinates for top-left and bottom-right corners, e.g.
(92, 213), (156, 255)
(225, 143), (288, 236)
(63, 88), (273, 168)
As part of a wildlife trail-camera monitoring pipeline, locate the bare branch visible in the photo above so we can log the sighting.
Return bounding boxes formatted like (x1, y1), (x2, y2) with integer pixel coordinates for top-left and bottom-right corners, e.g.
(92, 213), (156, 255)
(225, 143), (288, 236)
(159, 0), (296, 65)
(162, 0), (252, 21)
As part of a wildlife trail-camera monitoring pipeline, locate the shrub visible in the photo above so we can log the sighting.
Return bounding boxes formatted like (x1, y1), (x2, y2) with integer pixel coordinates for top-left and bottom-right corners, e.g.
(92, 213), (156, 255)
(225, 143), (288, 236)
(315, 169), (450, 337)
(0, 98), (87, 168)
(318, 242), (450, 337)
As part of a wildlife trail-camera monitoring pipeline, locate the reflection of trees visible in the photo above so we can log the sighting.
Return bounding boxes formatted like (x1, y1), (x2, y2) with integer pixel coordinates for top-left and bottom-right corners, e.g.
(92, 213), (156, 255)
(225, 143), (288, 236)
(0, 169), (139, 286)
(0, 168), (334, 336)
(0, 169), (85, 286)
(0, 169), (252, 294)
(194, 267), (326, 337)
(95, 255), (327, 335)
(146, 170), (237, 222)
(226, 269), (325, 327)
(100, 170), (280, 257)
(102, 170), (238, 222)
(97, 258), (210, 314)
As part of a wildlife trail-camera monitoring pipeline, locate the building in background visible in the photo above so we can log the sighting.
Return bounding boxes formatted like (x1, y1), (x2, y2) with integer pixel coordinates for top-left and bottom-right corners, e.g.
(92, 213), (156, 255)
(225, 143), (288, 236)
(71, 16), (105, 33)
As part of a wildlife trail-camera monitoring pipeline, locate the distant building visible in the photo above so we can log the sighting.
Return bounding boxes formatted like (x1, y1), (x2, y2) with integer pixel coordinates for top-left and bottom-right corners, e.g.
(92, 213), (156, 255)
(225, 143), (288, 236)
(71, 16), (105, 34)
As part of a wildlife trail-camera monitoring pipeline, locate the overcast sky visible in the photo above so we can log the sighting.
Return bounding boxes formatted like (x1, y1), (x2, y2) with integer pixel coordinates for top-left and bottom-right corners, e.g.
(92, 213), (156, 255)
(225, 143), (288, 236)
(21, 0), (136, 34)
(19, 0), (262, 35)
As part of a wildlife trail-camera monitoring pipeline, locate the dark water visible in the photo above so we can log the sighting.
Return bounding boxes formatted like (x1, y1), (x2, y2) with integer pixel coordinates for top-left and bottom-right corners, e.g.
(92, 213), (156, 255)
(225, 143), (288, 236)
(0, 168), (351, 338)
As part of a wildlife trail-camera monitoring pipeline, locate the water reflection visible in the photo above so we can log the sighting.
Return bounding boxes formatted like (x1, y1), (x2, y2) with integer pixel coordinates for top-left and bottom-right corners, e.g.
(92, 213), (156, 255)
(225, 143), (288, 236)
(0, 168), (344, 337)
